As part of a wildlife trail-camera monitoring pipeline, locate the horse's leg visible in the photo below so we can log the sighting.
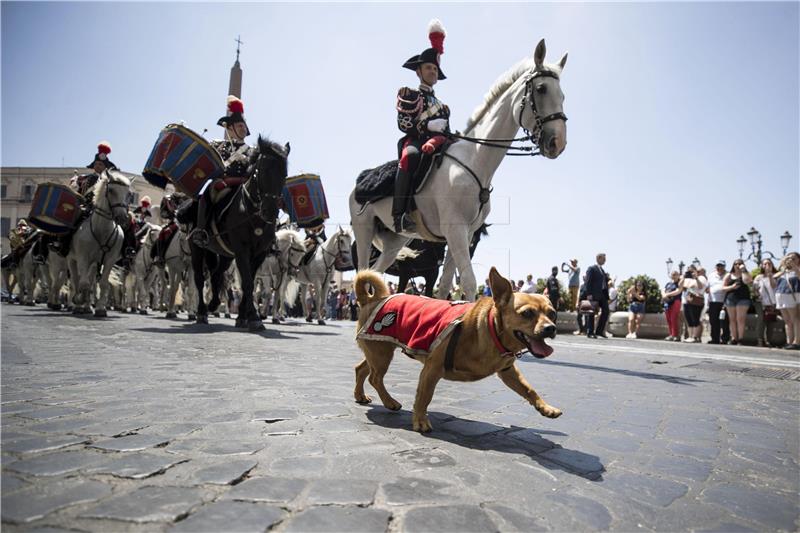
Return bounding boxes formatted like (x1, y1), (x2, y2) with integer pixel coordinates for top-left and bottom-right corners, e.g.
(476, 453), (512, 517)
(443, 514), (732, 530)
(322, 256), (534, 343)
(442, 229), (476, 302)
(397, 268), (410, 295)
(243, 253), (266, 332)
(209, 257), (232, 315)
(191, 246), (208, 323)
(353, 221), (376, 271)
(371, 232), (412, 273)
(425, 269), (437, 298)
(436, 249), (456, 300)
(233, 256), (251, 329)
(315, 273), (330, 325)
(94, 250), (118, 317)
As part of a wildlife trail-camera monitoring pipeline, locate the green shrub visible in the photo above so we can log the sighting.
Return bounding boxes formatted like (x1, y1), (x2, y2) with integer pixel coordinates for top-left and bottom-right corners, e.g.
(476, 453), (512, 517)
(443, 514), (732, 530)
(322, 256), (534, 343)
(618, 275), (663, 313)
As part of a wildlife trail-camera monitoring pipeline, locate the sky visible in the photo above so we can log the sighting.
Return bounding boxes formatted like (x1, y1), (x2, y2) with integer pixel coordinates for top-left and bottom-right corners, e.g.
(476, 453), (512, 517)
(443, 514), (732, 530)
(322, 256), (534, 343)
(2, 1), (798, 289)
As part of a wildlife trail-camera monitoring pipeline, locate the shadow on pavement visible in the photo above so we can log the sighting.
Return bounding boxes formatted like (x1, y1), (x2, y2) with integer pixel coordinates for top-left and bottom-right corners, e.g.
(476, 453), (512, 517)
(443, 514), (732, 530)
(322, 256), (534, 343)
(364, 406), (605, 481)
(524, 358), (706, 385)
(129, 324), (289, 339)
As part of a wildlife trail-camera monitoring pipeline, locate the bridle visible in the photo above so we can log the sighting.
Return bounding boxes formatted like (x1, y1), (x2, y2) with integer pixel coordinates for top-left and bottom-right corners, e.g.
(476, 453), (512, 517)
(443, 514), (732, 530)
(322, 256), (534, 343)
(93, 178), (129, 222)
(242, 150), (284, 225)
(321, 232), (350, 273)
(449, 68), (567, 157)
(286, 242), (306, 273)
(88, 177), (129, 256)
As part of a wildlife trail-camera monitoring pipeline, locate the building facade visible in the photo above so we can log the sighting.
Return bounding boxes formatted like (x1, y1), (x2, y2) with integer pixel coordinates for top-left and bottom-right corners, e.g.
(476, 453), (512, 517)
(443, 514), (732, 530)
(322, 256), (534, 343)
(1, 167), (168, 254)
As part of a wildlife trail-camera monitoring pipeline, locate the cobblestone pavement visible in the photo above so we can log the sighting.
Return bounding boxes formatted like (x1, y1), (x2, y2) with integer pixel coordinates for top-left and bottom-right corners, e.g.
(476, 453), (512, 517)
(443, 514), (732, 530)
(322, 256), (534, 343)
(2, 304), (799, 532)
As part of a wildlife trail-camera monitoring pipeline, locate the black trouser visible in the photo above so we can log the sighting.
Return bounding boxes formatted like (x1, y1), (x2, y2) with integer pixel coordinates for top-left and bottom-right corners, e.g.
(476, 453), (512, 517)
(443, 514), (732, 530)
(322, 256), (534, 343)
(708, 301), (730, 343)
(595, 297), (610, 335)
(392, 139), (423, 219)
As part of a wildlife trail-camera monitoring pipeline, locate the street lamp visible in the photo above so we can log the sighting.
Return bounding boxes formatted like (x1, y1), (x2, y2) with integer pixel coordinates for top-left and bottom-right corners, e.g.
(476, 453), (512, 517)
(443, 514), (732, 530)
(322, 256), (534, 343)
(678, 260), (685, 274)
(666, 257), (673, 277)
(737, 235), (747, 259)
(692, 257), (701, 269)
(781, 231), (793, 255)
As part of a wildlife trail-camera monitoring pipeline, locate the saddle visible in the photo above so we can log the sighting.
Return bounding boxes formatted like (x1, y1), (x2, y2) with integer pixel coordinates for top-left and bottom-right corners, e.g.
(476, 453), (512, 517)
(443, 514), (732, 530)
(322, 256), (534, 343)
(355, 149), (447, 206)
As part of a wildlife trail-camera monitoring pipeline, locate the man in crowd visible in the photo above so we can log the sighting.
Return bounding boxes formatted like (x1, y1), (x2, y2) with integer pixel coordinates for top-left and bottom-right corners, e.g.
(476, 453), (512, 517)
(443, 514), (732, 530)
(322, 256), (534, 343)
(707, 260), (730, 344)
(566, 259), (580, 311)
(544, 266), (561, 312)
(521, 273), (537, 294)
(585, 253), (610, 338)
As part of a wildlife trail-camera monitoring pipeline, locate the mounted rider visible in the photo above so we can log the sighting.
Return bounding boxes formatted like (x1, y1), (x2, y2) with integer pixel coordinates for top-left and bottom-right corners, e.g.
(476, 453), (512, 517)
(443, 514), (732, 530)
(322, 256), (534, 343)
(189, 95), (255, 247)
(1, 219), (35, 269)
(51, 142), (118, 257)
(151, 192), (183, 266)
(121, 195), (152, 260)
(393, 19), (451, 234)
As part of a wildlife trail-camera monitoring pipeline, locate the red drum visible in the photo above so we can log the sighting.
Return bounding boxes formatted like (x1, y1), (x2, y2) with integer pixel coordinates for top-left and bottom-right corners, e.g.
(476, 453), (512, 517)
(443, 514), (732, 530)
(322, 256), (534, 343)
(143, 124), (225, 196)
(282, 174), (330, 229)
(28, 183), (82, 234)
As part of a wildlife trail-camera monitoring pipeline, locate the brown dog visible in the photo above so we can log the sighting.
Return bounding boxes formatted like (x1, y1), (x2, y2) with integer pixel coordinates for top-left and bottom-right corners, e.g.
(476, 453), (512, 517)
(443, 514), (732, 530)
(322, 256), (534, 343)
(353, 266), (561, 433)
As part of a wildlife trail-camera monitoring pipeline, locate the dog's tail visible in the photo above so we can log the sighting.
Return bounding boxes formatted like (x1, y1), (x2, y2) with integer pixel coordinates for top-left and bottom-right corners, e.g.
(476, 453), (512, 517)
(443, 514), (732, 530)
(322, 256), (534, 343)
(354, 270), (389, 306)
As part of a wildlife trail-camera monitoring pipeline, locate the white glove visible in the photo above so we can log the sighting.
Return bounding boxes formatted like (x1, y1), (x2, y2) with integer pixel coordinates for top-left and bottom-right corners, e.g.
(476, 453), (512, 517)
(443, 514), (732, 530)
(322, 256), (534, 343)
(427, 118), (448, 133)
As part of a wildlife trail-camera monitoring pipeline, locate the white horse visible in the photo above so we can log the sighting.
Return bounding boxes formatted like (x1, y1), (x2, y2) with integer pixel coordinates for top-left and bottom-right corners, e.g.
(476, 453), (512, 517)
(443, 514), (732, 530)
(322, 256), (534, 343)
(14, 245), (48, 306)
(129, 223), (162, 314)
(161, 227), (192, 319)
(67, 170), (131, 316)
(256, 228), (307, 323)
(46, 248), (69, 310)
(295, 227), (352, 325)
(349, 39), (568, 301)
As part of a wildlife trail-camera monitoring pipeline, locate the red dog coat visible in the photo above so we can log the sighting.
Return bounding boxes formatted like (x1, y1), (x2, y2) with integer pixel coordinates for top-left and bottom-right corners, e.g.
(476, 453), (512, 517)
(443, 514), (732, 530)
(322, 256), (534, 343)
(357, 294), (474, 356)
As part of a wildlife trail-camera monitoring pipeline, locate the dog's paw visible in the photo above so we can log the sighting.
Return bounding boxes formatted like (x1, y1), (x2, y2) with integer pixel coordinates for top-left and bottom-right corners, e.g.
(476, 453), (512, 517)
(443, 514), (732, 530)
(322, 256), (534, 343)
(538, 404), (562, 418)
(384, 398), (402, 411)
(413, 416), (433, 433)
(354, 394), (373, 404)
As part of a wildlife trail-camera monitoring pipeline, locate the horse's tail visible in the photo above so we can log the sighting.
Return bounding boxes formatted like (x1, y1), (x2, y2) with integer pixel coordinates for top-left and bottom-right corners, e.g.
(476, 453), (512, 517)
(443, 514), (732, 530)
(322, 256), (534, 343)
(284, 279), (301, 307)
(395, 247), (420, 262)
(354, 270), (389, 306)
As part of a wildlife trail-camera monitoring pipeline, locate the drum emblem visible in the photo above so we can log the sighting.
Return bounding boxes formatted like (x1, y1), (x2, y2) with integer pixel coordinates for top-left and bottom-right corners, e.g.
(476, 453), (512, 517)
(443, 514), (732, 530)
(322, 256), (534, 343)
(62, 204), (74, 212)
(297, 195), (307, 206)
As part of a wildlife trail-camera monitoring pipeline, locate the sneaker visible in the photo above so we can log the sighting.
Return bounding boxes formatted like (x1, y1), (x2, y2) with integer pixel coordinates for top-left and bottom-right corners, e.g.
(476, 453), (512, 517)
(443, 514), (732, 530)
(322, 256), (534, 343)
(783, 344), (797, 350)
(683, 337), (697, 343)
(572, 330), (583, 336)
(664, 336), (675, 341)
(587, 333), (597, 339)
(626, 333), (634, 339)
(707, 340), (720, 345)
(632, 333), (638, 339)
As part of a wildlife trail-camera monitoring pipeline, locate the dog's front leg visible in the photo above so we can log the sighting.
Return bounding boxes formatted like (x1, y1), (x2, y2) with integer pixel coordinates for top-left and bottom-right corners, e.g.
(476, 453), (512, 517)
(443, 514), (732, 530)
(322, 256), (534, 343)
(498, 364), (562, 418)
(413, 360), (444, 433)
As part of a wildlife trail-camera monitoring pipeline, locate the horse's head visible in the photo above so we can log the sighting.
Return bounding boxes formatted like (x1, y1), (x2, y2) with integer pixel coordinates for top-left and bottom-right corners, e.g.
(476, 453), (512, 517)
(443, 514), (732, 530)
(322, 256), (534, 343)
(248, 136), (290, 223)
(328, 226), (354, 270)
(94, 170), (132, 226)
(524, 39), (568, 159)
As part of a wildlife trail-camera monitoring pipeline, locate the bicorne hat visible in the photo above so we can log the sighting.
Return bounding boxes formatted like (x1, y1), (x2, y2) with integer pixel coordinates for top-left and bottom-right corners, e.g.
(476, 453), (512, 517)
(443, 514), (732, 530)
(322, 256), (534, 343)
(217, 95), (251, 136)
(87, 141), (117, 170)
(403, 19), (447, 80)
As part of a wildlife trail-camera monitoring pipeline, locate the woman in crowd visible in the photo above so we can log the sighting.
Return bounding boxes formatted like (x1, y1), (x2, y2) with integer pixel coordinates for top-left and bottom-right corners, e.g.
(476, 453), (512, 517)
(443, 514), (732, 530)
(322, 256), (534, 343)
(626, 279), (647, 339)
(662, 271), (682, 341)
(753, 259), (777, 347)
(722, 259), (752, 345)
(680, 265), (706, 343)
(774, 252), (800, 349)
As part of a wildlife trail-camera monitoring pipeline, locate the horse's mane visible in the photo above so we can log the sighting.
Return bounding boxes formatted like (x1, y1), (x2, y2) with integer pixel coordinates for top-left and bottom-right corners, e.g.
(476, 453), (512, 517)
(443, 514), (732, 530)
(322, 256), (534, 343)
(255, 135), (289, 161)
(92, 170), (131, 204)
(464, 58), (562, 135)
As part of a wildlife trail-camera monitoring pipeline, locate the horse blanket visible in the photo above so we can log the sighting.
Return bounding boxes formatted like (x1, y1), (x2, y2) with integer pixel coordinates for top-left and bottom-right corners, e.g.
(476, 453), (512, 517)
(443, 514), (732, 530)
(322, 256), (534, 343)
(357, 294), (473, 356)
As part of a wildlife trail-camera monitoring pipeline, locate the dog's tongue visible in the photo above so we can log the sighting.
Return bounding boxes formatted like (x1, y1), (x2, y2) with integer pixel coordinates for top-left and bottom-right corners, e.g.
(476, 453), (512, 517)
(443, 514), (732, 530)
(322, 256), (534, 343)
(531, 339), (554, 358)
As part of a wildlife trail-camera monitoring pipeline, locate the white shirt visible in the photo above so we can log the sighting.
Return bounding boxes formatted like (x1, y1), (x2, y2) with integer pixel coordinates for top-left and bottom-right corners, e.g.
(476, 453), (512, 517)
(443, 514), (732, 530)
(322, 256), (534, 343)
(707, 270), (727, 303)
(521, 280), (537, 294)
(754, 276), (776, 306)
(608, 287), (619, 311)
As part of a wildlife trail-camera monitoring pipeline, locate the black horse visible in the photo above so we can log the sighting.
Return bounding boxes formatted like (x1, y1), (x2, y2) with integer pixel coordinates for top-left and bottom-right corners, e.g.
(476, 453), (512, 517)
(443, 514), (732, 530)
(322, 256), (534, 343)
(352, 224), (489, 297)
(179, 136), (289, 331)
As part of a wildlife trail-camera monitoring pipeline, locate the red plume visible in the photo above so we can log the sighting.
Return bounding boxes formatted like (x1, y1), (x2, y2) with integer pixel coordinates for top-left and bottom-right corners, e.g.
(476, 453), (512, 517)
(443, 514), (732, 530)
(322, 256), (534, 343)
(97, 141), (112, 154)
(227, 95), (245, 114)
(428, 19), (446, 54)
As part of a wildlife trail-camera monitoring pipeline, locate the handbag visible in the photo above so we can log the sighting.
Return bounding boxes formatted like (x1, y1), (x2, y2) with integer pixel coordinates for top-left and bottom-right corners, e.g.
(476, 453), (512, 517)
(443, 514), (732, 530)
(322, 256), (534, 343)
(579, 300), (598, 314)
(686, 292), (704, 306)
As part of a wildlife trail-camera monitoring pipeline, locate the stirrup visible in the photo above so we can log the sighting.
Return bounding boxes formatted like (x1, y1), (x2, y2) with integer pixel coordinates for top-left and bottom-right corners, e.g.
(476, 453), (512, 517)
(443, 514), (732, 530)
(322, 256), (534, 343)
(190, 228), (210, 247)
(398, 213), (416, 233)
(125, 247), (137, 259)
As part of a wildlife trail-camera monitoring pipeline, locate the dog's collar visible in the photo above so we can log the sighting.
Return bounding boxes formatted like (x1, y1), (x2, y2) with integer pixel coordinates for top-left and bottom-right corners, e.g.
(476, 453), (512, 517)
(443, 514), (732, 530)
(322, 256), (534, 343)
(488, 308), (515, 357)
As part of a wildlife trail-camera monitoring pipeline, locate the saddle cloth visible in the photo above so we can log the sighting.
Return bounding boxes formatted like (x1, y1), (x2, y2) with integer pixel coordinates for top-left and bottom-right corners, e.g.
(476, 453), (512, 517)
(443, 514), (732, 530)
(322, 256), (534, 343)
(357, 294), (473, 357)
(354, 152), (444, 206)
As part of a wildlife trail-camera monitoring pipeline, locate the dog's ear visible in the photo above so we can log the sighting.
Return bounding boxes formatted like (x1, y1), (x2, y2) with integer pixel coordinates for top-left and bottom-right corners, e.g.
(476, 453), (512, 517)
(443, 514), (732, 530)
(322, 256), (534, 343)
(489, 267), (513, 307)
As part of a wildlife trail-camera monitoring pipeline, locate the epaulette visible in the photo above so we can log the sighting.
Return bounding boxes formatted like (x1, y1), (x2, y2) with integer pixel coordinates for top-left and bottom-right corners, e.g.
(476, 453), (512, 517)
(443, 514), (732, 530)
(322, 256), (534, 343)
(397, 87), (422, 115)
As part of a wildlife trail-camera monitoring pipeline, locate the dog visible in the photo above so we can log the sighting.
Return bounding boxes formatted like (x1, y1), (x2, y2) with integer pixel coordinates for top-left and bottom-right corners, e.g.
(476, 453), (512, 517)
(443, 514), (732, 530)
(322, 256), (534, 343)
(353, 266), (561, 433)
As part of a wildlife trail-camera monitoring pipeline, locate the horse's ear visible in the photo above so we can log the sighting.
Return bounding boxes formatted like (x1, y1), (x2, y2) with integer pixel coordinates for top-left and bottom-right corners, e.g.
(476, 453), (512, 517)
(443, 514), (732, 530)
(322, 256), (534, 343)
(557, 52), (568, 71)
(534, 39), (546, 68)
(284, 142), (291, 155)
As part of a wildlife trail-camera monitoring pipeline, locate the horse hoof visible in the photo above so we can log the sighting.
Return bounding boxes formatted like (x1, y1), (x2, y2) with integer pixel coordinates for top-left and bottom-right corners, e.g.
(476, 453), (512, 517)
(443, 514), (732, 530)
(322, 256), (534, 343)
(271, 317), (280, 324)
(213, 313), (220, 318)
(306, 317), (313, 323)
(188, 314), (196, 321)
(317, 319), (326, 325)
(139, 309), (148, 315)
(235, 320), (247, 329)
(196, 315), (208, 324)
(94, 309), (108, 318)
(166, 312), (177, 319)
(249, 321), (266, 332)
(224, 313), (232, 319)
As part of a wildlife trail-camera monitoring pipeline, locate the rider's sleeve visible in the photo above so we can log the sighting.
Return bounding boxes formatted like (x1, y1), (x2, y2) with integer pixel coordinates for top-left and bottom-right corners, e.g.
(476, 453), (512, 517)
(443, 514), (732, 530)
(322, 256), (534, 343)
(396, 87), (422, 137)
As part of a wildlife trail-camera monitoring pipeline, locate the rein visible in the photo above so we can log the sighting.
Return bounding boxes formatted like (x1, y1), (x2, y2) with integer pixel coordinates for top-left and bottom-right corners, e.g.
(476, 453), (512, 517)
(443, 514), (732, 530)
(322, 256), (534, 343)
(448, 69), (567, 157)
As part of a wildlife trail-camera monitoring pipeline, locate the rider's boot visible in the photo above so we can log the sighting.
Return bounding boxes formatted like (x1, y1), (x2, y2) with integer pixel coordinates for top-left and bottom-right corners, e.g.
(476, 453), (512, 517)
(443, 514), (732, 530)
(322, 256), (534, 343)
(392, 168), (416, 233)
(189, 197), (210, 248)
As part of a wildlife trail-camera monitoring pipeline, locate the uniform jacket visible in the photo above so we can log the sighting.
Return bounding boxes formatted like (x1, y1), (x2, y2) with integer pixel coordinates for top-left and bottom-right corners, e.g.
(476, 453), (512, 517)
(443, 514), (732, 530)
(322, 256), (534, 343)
(357, 294), (473, 357)
(211, 139), (254, 180)
(396, 84), (450, 143)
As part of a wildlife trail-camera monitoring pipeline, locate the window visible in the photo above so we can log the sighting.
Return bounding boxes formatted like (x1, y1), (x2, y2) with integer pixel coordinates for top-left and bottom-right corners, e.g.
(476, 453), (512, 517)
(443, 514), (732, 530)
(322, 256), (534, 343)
(22, 184), (34, 202)
(1, 185), (6, 199)
(1, 218), (9, 237)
